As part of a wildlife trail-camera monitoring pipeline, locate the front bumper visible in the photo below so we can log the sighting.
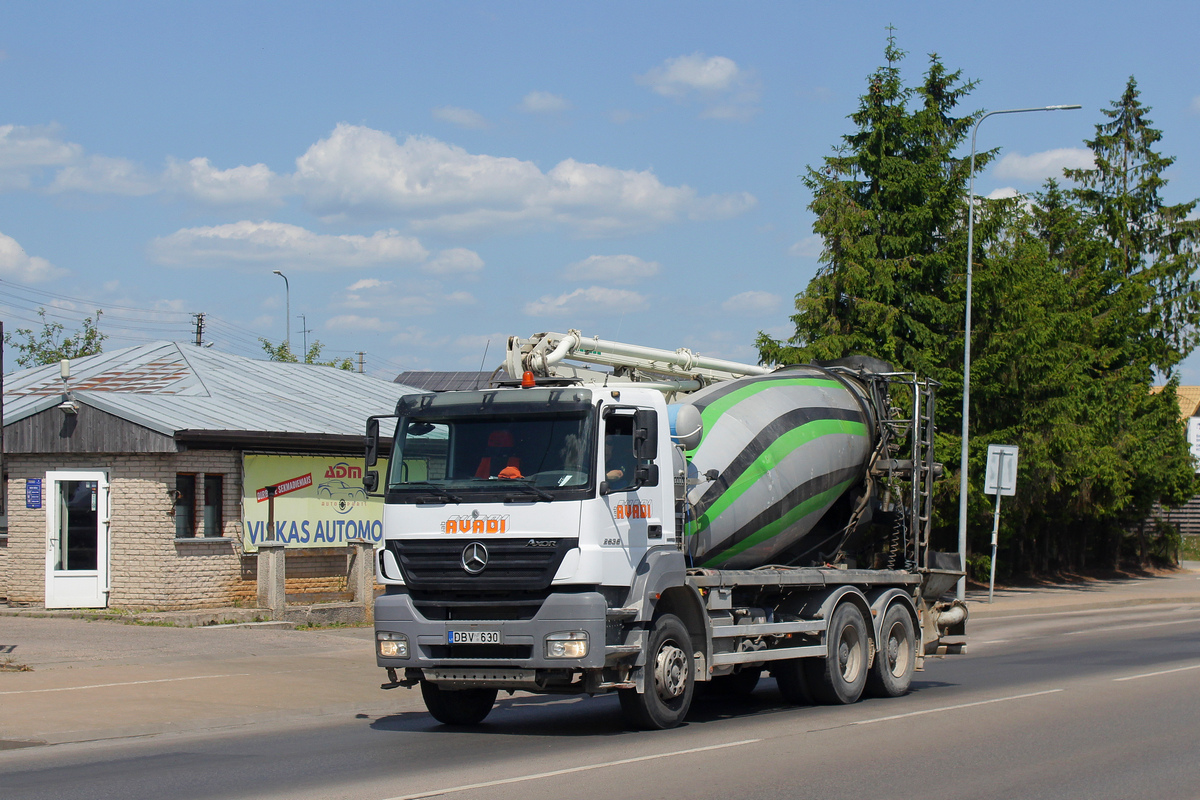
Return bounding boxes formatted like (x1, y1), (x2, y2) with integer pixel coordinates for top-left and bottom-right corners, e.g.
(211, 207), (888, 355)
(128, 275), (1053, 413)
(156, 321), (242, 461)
(374, 590), (609, 674)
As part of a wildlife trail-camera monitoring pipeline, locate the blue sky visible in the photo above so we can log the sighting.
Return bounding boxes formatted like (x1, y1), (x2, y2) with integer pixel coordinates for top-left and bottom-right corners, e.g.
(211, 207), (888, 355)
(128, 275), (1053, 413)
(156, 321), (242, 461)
(2, 1), (1198, 381)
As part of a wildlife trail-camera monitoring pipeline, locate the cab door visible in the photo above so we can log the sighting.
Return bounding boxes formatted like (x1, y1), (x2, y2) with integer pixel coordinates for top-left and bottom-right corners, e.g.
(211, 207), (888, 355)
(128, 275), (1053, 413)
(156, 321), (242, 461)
(44, 471), (110, 609)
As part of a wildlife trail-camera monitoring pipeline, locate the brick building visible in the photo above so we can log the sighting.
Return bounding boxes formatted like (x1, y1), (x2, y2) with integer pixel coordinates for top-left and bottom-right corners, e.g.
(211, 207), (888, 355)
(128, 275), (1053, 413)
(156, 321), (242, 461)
(0, 342), (414, 610)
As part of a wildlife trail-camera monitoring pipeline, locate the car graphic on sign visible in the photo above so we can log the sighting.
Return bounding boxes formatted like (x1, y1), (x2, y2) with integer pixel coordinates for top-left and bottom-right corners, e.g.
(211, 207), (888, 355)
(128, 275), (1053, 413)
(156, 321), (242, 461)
(317, 479), (367, 513)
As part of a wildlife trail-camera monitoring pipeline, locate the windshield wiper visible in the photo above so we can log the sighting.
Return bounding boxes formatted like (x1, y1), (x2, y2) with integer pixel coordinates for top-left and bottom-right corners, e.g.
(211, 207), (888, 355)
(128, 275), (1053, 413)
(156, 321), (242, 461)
(403, 481), (461, 502)
(503, 480), (554, 502)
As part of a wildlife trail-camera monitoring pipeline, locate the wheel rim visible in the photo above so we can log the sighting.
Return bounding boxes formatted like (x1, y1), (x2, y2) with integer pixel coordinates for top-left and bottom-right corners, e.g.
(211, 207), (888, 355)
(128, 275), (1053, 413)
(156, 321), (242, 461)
(837, 624), (864, 682)
(654, 640), (689, 700)
(885, 620), (910, 678)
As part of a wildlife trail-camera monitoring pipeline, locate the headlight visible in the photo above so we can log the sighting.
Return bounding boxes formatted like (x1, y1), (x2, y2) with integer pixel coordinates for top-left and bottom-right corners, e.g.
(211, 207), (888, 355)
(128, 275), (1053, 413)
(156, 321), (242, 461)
(376, 631), (409, 658)
(545, 631), (588, 659)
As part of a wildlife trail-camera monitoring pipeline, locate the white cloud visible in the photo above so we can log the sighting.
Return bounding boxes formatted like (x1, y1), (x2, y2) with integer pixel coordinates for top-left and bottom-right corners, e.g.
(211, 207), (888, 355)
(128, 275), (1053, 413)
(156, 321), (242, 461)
(640, 54), (742, 96)
(721, 290), (781, 315)
(347, 278), (387, 291)
(523, 286), (648, 317)
(994, 148), (1094, 182)
(292, 124), (755, 235)
(164, 157), (283, 205)
(46, 153), (157, 195)
(637, 53), (760, 120)
(788, 236), (822, 258)
(49, 154), (158, 195)
(0, 124), (81, 189)
(0, 230), (67, 281)
(148, 221), (429, 269)
(520, 91), (570, 113)
(564, 254), (659, 285)
(424, 247), (484, 275)
(325, 314), (396, 332)
(432, 106), (490, 130)
(336, 277), (476, 316)
(987, 187), (1020, 200)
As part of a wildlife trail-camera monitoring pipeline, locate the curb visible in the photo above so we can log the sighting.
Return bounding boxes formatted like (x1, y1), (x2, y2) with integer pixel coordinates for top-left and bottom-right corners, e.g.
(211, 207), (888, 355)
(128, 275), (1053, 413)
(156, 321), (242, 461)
(0, 602), (370, 628)
(967, 594), (1200, 620)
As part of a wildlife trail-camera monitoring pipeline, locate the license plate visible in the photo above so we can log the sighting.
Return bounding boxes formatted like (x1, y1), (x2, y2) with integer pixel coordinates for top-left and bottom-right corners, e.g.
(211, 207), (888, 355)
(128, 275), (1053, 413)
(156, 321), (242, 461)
(448, 630), (502, 645)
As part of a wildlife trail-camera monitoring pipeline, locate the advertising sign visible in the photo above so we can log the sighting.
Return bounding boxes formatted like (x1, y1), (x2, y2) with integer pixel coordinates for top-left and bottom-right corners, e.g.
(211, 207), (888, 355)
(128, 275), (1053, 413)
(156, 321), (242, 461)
(242, 455), (388, 552)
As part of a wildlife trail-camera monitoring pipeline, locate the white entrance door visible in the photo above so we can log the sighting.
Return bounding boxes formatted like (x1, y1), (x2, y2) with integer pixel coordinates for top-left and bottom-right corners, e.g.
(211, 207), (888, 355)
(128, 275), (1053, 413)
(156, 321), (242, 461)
(45, 471), (110, 609)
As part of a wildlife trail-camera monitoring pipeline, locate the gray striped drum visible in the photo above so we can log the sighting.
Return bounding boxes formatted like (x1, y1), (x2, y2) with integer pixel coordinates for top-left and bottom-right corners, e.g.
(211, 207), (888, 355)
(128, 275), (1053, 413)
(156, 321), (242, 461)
(676, 366), (878, 569)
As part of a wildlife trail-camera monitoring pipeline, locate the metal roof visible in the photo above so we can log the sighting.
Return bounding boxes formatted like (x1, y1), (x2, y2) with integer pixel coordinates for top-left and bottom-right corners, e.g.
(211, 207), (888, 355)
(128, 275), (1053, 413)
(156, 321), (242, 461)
(1152, 385), (1200, 421)
(4, 341), (420, 437)
(394, 371), (498, 392)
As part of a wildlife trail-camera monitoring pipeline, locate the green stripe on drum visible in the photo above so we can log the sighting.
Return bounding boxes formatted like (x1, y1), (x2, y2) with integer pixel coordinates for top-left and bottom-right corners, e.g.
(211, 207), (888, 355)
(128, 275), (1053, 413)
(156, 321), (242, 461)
(688, 417), (867, 536)
(693, 378), (847, 450)
(698, 476), (858, 567)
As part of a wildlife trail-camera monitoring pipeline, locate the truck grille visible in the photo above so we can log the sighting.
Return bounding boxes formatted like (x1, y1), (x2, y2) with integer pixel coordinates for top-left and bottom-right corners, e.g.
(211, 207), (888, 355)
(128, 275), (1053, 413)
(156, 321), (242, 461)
(387, 538), (578, 592)
(425, 644), (534, 660)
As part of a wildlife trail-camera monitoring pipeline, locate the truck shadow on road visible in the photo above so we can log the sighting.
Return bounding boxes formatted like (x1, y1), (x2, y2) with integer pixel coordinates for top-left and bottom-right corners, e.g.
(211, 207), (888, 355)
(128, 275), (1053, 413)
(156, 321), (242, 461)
(368, 677), (962, 737)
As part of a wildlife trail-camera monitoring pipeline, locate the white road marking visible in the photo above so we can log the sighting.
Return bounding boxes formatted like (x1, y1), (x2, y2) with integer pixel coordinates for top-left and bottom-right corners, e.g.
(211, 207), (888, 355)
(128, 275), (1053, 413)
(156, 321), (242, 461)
(1112, 663), (1200, 682)
(0, 673), (250, 695)
(1066, 618), (1200, 636)
(853, 689), (1064, 725)
(380, 738), (763, 800)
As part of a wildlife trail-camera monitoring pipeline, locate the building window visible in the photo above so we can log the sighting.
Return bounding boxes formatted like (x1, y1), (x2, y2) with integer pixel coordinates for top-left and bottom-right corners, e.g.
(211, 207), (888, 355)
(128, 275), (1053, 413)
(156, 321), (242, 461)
(203, 474), (223, 537)
(175, 474), (196, 538)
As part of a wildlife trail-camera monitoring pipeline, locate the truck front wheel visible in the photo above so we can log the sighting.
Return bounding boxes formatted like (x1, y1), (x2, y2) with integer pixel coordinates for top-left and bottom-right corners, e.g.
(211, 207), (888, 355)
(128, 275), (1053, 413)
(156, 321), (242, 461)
(803, 602), (868, 705)
(865, 604), (915, 698)
(619, 613), (694, 730)
(420, 680), (497, 726)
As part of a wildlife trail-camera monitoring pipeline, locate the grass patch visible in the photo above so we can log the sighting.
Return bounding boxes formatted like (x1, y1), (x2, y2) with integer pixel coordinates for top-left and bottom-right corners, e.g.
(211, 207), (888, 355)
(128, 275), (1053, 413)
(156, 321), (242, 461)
(0, 657), (32, 672)
(294, 620), (369, 631)
(1181, 535), (1200, 561)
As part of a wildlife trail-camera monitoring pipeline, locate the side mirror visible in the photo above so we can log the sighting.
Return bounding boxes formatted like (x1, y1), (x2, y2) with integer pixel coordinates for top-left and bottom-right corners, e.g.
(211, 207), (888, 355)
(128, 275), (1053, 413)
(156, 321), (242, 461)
(365, 417), (381, 468)
(634, 409), (658, 459)
(635, 464), (659, 487)
(363, 470), (379, 494)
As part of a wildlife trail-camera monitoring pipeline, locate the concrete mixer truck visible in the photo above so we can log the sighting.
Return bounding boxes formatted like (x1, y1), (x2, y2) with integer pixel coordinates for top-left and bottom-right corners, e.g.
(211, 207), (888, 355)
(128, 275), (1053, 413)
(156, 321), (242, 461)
(363, 330), (967, 729)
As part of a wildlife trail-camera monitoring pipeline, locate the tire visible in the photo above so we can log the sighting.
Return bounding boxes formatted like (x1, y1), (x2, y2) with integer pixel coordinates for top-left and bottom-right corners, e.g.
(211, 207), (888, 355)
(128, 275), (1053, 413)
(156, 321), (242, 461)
(865, 603), (916, 698)
(772, 659), (812, 705)
(711, 666), (762, 697)
(618, 613), (694, 730)
(419, 680), (497, 726)
(803, 602), (869, 705)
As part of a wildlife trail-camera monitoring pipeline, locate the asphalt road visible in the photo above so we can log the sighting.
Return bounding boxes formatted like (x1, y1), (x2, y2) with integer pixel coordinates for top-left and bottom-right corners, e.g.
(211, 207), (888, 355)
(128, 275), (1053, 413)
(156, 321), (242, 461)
(3, 601), (1199, 800)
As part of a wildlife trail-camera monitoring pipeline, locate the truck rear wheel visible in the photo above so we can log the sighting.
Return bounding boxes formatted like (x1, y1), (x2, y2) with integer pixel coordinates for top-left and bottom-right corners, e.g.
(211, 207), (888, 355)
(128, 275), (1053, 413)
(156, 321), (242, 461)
(712, 666), (762, 696)
(772, 660), (812, 705)
(865, 604), (915, 698)
(804, 602), (868, 705)
(619, 613), (694, 730)
(420, 680), (497, 726)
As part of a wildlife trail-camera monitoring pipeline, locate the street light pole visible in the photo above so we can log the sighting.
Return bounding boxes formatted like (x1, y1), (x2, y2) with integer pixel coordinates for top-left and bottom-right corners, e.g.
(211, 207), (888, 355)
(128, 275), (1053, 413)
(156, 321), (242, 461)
(957, 104), (1081, 601)
(272, 270), (290, 352)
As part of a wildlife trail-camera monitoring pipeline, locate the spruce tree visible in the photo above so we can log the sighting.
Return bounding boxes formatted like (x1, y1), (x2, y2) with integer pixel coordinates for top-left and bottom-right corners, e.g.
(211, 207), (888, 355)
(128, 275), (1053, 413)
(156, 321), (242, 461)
(757, 36), (982, 383)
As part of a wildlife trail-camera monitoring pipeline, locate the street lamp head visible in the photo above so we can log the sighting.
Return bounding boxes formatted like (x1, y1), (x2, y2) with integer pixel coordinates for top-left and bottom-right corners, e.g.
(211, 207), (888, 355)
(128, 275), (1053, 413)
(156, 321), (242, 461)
(273, 270), (284, 276)
(1046, 104), (1083, 110)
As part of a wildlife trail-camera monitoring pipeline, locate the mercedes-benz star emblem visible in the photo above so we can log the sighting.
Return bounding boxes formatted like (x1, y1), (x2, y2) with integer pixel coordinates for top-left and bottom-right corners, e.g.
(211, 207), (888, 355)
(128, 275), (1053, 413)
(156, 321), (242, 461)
(461, 542), (489, 575)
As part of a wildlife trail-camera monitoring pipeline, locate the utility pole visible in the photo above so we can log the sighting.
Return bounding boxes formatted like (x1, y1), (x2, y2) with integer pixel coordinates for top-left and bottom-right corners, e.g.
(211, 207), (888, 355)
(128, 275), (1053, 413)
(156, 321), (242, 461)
(192, 313), (206, 347)
(298, 315), (313, 356)
(356, 351), (365, 374)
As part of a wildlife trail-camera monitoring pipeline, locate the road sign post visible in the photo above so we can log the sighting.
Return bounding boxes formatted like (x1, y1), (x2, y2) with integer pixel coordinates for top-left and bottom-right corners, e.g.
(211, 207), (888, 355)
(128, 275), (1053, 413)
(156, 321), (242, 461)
(984, 444), (1019, 603)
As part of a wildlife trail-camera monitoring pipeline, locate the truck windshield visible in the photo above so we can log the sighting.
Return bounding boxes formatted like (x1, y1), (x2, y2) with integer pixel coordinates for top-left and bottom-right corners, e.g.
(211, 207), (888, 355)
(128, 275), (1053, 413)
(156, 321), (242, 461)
(388, 408), (596, 497)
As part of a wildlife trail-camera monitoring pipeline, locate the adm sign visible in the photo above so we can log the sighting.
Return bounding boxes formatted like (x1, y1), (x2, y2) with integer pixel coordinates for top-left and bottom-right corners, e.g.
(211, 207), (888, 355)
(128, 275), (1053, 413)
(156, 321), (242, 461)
(242, 454), (387, 551)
